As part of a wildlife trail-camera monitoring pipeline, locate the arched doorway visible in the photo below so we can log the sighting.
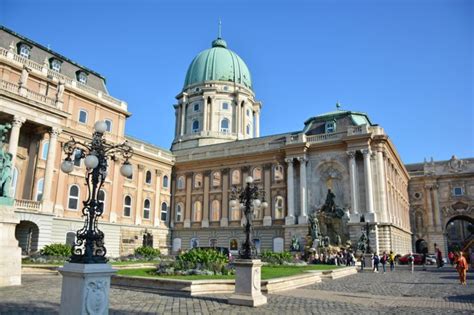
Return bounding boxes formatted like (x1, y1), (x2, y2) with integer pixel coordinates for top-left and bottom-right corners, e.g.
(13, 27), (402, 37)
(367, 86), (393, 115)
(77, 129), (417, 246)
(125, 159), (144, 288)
(415, 239), (428, 254)
(15, 221), (39, 255)
(445, 215), (474, 252)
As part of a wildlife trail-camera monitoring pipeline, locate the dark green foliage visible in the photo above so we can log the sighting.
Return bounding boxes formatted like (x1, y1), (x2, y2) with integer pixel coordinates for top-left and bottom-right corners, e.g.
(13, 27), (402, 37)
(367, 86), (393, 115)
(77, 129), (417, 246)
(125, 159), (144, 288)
(39, 243), (72, 257)
(134, 246), (161, 259)
(260, 250), (293, 265)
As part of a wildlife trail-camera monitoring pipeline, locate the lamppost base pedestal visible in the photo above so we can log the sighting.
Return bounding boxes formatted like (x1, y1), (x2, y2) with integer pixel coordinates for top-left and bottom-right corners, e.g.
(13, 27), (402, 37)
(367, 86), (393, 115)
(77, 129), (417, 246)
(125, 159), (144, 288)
(0, 205), (21, 287)
(228, 259), (267, 307)
(58, 262), (116, 315)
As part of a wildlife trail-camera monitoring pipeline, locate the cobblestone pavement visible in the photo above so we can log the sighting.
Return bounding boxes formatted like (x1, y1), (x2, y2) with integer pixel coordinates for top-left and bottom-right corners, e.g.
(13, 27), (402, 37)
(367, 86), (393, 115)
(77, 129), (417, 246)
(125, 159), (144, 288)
(0, 266), (472, 314)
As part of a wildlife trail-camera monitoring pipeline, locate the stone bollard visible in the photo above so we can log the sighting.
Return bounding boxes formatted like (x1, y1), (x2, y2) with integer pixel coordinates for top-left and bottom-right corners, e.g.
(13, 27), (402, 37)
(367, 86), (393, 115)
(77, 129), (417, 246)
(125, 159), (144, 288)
(228, 259), (267, 307)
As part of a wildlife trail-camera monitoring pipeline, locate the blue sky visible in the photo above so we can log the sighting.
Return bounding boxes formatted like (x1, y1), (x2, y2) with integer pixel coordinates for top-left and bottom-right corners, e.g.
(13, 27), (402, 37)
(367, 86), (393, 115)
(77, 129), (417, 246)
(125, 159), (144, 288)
(1, 0), (472, 163)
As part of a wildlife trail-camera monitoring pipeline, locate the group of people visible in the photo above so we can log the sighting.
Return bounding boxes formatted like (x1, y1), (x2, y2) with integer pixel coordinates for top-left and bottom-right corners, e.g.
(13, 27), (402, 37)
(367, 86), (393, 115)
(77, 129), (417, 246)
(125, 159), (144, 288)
(365, 251), (396, 273)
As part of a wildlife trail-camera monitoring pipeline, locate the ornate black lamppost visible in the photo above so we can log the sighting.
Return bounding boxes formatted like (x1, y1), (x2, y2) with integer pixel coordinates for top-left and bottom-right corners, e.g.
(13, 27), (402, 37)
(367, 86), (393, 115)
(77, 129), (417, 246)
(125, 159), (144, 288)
(60, 121), (133, 263)
(229, 176), (268, 259)
(361, 221), (376, 254)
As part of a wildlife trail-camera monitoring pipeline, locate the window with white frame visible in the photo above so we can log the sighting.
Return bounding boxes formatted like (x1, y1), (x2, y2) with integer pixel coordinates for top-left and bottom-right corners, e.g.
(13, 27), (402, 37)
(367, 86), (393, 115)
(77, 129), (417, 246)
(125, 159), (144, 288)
(41, 141), (49, 160)
(73, 149), (83, 166)
(193, 103), (200, 112)
(161, 202), (168, 221)
(274, 196), (284, 219)
(325, 121), (336, 133)
(212, 171), (221, 187)
(192, 201), (202, 222)
(35, 178), (44, 201)
(231, 169), (240, 185)
(220, 118), (230, 133)
(98, 189), (106, 209)
(104, 119), (112, 132)
(175, 203), (183, 222)
(68, 185), (80, 209)
(18, 44), (31, 58)
(230, 200), (241, 221)
(210, 200), (220, 222)
(194, 173), (203, 188)
(145, 170), (152, 184)
(453, 187), (463, 196)
(192, 120), (199, 133)
(77, 71), (88, 84)
(222, 102), (229, 110)
(252, 167), (262, 182)
(143, 199), (151, 219)
(274, 164), (284, 181)
(177, 176), (185, 190)
(163, 175), (169, 188)
(123, 195), (132, 217)
(50, 59), (61, 72)
(79, 110), (88, 124)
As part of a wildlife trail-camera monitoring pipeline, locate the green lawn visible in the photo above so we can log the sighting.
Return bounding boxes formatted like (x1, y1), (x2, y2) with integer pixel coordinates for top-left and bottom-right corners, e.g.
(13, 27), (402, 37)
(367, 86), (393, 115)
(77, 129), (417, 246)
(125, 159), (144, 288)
(116, 264), (339, 280)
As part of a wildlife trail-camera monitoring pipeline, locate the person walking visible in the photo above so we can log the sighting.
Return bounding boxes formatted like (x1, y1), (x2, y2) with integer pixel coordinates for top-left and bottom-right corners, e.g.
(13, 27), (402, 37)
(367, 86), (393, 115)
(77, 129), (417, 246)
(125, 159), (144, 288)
(372, 253), (380, 273)
(436, 248), (444, 268)
(380, 251), (388, 273)
(360, 255), (366, 271)
(455, 251), (468, 285)
(389, 251), (395, 272)
(448, 251), (455, 266)
(408, 252), (415, 273)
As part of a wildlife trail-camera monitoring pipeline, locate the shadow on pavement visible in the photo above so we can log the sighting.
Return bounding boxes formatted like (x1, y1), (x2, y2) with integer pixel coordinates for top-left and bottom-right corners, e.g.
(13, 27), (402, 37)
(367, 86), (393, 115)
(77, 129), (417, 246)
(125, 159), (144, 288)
(0, 301), (58, 315)
(445, 293), (474, 303)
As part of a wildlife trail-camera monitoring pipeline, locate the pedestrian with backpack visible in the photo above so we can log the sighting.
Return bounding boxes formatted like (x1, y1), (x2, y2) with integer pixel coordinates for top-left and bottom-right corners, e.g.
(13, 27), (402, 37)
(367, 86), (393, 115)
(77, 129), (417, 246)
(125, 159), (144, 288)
(372, 253), (380, 273)
(381, 251), (388, 273)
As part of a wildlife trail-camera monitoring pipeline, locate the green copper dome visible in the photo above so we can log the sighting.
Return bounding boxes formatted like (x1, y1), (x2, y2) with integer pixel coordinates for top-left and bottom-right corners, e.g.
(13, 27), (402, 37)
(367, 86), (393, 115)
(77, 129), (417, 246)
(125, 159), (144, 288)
(184, 37), (252, 89)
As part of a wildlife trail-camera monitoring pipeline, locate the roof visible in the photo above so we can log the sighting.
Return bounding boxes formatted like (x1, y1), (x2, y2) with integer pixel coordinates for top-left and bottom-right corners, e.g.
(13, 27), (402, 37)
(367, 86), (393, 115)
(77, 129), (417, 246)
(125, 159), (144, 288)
(304, 109), (374, 126)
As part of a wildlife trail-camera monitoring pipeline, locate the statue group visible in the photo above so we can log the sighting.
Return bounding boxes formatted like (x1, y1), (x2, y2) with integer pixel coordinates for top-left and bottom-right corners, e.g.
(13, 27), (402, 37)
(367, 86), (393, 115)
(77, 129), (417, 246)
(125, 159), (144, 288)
(0, 123), (13, 201)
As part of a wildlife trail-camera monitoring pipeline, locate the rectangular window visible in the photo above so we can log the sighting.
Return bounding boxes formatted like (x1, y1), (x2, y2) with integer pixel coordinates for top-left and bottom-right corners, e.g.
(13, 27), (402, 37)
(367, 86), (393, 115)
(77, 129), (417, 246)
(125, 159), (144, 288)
(51, 59), (61, 72)
(325, 121), (335, 133)
(222, 102), (229, 110)
(79, 110), (88, 124)
(453, 187), (463, 196)
(19, 44), (31, 58)
(193, 103), (200, 112)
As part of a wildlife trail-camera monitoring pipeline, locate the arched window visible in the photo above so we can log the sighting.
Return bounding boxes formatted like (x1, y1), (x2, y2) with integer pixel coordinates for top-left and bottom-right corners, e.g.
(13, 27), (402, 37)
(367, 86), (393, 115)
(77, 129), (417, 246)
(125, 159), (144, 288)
(252, 167), (262, 182)
(145, 170), (152, 184)
(274, 164), (284, 181)
(177, 176), (185, 190)
(11, 167), (18, 198)
(190, 237), (199, 248)
(212, 171), (221, 187)
(220, 118), (230, 133)
(41, 141), (49, 160)
(172, 238), (182, 252)
(325, 121), (336, 133)
(194, 173), (203, 188)
(192, 120), (199, 133)
(273, 237), (284, 253)
(143, 199), (151, 219)
(274, 196), (285, 219)
(175, 203), (183, 222)
(161, 202), (168, 222)
(123, 195), (132, 217)
(192, 201), (202, 222)
(230, 200), (241, 221)
(78, 109), (88, 124)
(104, 119), (112, 132)
(210, 200), (220, 222)
(35, 178), (44, 201)
(163, 175), (169, 188)
(231, 169), (241, 185)
(230, 239), (238, 250)
(68, 185), (80, 209)
(98, 189), (106, 209)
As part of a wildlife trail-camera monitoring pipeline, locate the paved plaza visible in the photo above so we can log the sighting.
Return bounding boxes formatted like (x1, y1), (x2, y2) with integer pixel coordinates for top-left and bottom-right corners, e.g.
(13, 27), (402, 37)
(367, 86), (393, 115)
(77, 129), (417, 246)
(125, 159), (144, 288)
(0, 266), (473, 314)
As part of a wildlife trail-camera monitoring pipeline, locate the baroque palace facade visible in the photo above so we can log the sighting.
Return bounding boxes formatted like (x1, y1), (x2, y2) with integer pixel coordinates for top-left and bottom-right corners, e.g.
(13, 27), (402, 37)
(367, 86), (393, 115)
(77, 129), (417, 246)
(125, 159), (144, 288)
(1, 26), (471, 257)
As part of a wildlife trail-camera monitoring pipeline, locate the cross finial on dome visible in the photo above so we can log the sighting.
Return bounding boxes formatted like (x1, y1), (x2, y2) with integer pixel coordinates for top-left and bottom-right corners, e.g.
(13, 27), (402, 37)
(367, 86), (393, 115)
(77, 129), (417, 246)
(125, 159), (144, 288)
(218, 18), (222, 38)
(336, 101), (341, 110)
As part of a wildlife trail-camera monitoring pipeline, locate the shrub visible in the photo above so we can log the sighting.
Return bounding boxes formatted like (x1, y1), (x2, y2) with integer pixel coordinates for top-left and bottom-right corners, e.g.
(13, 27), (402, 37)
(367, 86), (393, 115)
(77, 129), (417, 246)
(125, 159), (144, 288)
(40, 243), (72, 257)
(175, 248), (229, 274)
(134, 246), (161, 259)
(260, 250), (293, 265)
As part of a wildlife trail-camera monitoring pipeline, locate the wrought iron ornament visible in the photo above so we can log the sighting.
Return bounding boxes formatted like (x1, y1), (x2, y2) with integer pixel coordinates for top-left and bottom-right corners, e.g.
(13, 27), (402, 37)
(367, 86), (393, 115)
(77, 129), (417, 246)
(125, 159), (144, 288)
(62, 124), (133, 263)
(230, 178), (266, 259)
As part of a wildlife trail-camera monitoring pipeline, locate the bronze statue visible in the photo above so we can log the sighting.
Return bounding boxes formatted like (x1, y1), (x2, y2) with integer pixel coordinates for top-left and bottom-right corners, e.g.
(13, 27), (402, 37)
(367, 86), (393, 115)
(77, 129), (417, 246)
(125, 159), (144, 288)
(0, 123), (13, 198)
(308, 212), (320, 242)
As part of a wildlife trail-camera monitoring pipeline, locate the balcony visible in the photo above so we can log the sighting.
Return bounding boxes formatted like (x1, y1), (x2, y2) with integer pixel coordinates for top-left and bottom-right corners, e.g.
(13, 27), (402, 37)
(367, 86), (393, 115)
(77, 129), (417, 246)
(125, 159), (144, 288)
(14, 199), (42, 212)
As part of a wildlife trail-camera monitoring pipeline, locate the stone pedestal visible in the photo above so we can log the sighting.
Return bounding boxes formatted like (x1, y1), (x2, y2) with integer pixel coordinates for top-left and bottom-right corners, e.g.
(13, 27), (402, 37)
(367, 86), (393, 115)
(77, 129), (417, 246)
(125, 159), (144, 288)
(228, 259), (267, 307)
(285, 215), (295, 225)
(363, 254), (374, 269)
(0, 204), (21, 286)
(58, 263), (117, 315)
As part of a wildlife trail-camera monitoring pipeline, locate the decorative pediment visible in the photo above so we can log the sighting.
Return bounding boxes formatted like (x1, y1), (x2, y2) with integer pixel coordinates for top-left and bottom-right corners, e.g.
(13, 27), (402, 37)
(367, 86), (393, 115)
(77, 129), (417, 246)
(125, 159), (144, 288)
(442, 201), (473, 216)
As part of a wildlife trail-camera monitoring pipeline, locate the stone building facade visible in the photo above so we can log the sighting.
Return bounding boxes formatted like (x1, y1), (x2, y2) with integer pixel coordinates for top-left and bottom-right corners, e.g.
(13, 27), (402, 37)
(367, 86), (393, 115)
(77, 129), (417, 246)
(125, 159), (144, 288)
(407, 156), (474, 255)
(0, 26), (173, 256)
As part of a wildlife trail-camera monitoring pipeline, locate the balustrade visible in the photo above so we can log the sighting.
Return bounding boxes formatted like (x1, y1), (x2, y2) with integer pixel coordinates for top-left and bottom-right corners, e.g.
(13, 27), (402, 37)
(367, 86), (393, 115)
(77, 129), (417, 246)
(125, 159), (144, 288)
(14, 199), (42, 211)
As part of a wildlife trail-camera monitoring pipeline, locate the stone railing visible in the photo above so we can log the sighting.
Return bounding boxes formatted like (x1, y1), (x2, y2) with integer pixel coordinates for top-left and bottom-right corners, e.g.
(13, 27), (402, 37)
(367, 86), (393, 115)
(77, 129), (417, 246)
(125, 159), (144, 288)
(347, 124), (369, 136)
(0, 47), (127, 111)
(126, 137), (174, 162)
(0, 79), (58, 109)
(14, 199), (42, 211)
(306, 132), (344, 143)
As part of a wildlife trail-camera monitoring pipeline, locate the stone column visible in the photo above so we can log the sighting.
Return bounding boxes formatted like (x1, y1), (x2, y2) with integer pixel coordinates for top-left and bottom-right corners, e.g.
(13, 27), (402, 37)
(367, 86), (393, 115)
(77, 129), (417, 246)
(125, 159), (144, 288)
(153, 170), (162, 227)
(202, 99), (208, 133)
(202, 171), (210, 227)
(220, 169), (229, 227)
(362, 149), (375, 220)
(134, 164), (144, 225)
(8, 116), (25, 171)
(235, 102), (241, 134)
(254, 110), (260, 137)
(376, 147), (388, 222)
(347, 151), (358, 220)
(298, 156), (308, 224)
(285, 158), (295, 225)
(208, 97), (214, 131)
(263, 164), (272, 226)
(424, 185), (434, 230)
(109, 161), (121, 223)
(184, 174), (192, 228)
(174, 104), (180, 138)
(42, 127), (61, 213)
(431, 184), (442, 230)
(180, 103), (186, 136)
